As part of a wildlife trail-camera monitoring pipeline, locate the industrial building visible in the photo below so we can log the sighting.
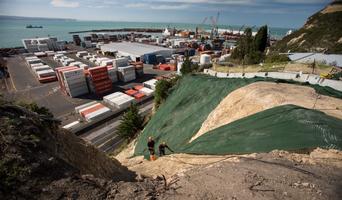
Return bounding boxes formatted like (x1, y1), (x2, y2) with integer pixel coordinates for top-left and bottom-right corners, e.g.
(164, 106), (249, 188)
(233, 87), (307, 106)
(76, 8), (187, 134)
(22, 37), (66, 52)
(100, 42), (174, 62)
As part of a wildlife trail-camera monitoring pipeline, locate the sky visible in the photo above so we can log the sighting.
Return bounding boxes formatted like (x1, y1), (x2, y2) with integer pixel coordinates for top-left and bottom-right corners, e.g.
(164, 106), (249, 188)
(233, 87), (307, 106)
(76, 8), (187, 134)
(0, 0), (332, 28)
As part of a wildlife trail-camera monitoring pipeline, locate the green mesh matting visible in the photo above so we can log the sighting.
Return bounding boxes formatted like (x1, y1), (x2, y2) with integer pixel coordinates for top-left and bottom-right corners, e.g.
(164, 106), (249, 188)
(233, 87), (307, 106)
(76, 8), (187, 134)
(134, 75), (342, 156)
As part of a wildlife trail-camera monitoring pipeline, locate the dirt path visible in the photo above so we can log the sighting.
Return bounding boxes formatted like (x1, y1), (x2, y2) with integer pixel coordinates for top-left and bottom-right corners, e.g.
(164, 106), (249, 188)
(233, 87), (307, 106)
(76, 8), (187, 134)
(191, 82), (342, 142)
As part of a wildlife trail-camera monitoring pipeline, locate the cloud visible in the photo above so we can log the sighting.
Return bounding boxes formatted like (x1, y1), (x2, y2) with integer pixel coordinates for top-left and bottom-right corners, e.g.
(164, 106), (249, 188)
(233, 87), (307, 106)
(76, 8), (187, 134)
(51, 0), (80, 8)
(150, 4), (190, 10)
(124, 2), (189, 10)
(125, 3), (148, 8)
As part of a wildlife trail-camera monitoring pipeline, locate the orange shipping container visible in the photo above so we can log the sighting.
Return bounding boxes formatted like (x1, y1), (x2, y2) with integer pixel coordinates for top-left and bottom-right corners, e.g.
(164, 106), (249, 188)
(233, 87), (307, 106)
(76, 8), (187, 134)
(125, 89), (138, 96)
(80, 104), (105, 117)
(133, 85), (144, 90)
(134, 92), (145, 100)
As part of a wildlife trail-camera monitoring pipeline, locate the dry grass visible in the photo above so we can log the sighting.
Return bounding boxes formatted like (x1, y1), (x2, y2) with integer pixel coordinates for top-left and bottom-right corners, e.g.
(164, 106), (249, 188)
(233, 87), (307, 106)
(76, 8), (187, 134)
(213, 62), (333, 75)
(321, 4), (342, 14)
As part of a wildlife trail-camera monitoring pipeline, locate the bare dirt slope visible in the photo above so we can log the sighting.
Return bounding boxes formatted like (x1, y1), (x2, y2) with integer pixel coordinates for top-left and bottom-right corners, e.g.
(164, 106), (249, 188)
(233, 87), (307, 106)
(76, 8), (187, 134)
(167, 149), (342, 200)
(191, 82), (342, 142)
(116, 144), (342, 200)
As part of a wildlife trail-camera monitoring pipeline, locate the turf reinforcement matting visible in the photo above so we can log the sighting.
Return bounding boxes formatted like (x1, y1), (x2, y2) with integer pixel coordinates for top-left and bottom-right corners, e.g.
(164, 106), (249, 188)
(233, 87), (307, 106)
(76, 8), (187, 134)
(134, 75), (342, 156)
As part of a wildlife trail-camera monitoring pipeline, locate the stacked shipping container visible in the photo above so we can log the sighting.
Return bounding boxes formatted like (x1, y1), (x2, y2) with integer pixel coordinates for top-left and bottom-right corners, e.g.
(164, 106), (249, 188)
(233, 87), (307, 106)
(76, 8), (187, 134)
(103, 92), (135, 110)
(55, 66), (89, 97)
(117, 65), (136, 82)
(75, 102), (112, 122)
(107, 66), (118, 83)
(25, 56), (57, 83)
(87, 66), (112, 95)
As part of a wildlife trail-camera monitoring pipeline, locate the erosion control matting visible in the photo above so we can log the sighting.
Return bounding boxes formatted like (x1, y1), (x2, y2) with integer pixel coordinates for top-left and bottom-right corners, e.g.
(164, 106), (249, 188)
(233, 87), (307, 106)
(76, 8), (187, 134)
(135, 75), (342, 157)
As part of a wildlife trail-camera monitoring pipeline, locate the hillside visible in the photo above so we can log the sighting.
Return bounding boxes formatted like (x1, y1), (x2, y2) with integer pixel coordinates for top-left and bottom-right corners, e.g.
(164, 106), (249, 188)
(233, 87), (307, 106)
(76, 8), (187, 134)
(272, 1), (342, 53)
(134, 75), (342, 156)
(0, 100), (169, 199)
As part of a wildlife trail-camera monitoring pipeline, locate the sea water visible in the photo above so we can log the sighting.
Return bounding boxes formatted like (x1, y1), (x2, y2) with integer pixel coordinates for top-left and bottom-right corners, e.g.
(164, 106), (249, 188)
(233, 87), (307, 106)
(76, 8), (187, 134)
(0, 17), (291, 48)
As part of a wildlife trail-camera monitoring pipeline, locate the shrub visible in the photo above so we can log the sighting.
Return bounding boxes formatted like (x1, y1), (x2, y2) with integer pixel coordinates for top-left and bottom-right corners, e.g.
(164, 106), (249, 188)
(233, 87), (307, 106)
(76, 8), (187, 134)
(265, 53), (290, 63)
(117, 103), (143, 139)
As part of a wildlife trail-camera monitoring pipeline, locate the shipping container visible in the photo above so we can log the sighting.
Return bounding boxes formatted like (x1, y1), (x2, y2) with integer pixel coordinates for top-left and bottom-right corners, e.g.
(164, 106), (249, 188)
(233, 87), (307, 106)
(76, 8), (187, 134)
(32, 65), (51, 72)
(139, 87), (154, 96)
(143, 79), (158, 90)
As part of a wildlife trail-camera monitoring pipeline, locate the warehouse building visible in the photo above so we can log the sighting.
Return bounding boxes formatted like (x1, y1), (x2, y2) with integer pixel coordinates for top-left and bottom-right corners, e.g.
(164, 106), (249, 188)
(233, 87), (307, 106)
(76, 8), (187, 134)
(100, 42), (174, 62)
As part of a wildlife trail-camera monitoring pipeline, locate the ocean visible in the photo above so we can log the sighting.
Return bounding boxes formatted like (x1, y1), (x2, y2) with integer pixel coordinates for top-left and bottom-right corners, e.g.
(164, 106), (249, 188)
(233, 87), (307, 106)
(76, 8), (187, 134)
(0, 17), (291, 48)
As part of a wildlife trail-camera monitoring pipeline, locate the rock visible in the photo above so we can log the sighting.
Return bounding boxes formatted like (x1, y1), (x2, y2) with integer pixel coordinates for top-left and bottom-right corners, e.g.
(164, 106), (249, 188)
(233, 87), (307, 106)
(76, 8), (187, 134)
(136, 173), (144, 182)
(302, 182), (310, 187)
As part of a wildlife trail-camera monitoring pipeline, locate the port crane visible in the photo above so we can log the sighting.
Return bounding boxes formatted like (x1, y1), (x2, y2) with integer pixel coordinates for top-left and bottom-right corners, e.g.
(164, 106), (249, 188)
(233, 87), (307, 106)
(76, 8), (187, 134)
(210, 12), (220, 39)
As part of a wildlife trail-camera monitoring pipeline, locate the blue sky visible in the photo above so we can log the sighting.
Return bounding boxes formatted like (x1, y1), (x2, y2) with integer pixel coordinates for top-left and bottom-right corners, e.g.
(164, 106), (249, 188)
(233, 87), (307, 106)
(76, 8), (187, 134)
(0, 0), (331, 28)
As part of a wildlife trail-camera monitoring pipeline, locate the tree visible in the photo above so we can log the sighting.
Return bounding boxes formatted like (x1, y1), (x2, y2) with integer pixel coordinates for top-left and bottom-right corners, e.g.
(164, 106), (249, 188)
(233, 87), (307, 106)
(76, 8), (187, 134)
(154, 79), (173, 109)
(231, 26), (268, 65)
(180, 56), (193, 75)
(117, 103), (143, 139)
(254, 25), (268, 52)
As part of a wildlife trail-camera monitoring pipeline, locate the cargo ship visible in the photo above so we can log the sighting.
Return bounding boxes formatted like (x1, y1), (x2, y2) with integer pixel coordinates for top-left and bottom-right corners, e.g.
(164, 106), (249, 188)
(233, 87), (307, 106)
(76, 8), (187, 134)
(26, 25), (43, 28)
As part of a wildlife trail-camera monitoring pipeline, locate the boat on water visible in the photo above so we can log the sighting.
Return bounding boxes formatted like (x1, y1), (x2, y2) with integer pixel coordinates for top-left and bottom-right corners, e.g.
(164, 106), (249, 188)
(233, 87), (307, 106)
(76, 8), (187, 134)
(26, 25), (43, 29)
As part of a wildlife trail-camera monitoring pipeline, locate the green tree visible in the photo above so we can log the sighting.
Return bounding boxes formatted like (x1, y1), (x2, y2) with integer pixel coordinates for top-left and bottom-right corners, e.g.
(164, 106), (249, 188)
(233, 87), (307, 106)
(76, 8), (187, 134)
(154, 79), (173, 109)
(180, 56), (193, 75)
(117, 103), (143, 139)
(254, 25), (268, 52)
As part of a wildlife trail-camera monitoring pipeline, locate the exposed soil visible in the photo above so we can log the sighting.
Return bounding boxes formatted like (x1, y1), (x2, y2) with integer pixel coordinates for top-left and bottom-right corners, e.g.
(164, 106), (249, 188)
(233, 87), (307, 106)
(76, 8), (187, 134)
(321, 4), (342, 14)
(191, 82), (342, 141)
(116, 142), (342, 200)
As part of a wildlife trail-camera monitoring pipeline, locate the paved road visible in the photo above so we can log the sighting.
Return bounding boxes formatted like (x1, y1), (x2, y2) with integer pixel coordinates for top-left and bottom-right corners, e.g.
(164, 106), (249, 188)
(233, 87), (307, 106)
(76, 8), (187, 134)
(6, 56), (40, 91)
(80, 101), (154, 153)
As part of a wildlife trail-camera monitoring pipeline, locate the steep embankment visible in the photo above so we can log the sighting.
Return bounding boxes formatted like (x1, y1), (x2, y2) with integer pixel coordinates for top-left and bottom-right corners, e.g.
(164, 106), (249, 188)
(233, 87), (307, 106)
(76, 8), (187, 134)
(272, 1), (342, 53)
(0, 103), (141, 199)
(134, 75), (342, 156)
(191, 82), (342, 141)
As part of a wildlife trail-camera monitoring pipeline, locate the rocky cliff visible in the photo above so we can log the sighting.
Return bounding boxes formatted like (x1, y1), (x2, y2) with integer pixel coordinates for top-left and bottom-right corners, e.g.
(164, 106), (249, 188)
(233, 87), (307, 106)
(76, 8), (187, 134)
(272, 0), (342, 53)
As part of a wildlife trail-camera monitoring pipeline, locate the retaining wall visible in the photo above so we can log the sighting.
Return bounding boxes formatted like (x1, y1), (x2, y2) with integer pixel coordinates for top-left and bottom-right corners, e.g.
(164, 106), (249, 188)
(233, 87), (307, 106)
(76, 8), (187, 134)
(203, 69), (342, 92)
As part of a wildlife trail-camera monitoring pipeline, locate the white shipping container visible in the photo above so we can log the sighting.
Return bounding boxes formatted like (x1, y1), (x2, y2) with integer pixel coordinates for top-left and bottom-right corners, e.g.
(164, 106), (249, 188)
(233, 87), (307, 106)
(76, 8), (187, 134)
(103, 92), (124, 101)
(66, 85), (88, 93)
(84, 107), (111, 122)
(62, 120), (81, 131)
(30, 63), (44, 68)
(34, 52), (46, 57)
(25, 56), (38, 60)
(64, 76), (85, 85)
(27, 59), (42, 65)
(113, 57), (129, 68)
(120, 74), (136, 83)
(69, 61), (83, 67)
(100, 59), (113, 67)
(143, 79), (158, 90)
(62, 69), (84, 79)
(33, 65), (51, 72)
(107, 94), (135, 109)
(139, 87), (154, 96)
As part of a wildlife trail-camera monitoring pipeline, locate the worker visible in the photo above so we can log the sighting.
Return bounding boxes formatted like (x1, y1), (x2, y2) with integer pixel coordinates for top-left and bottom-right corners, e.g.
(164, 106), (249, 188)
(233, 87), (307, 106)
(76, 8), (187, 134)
(147, 136), (156, 161)
(159, 141), (174, 157)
